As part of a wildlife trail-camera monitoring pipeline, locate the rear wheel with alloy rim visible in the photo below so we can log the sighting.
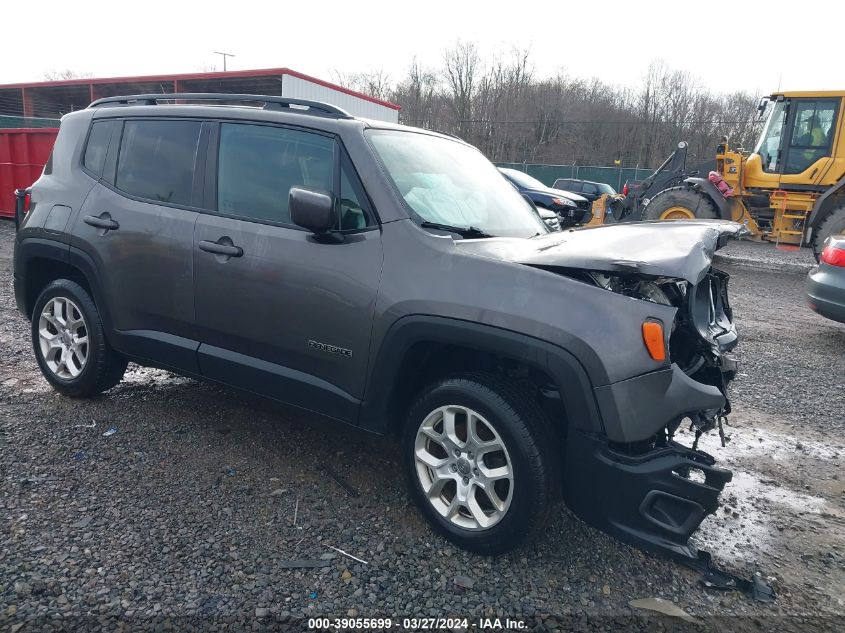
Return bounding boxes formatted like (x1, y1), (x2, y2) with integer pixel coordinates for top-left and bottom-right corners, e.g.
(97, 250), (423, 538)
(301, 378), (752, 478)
(38, 296), (89, 379)
(31, 279), (127, 397)
(403, 372), (556, 553)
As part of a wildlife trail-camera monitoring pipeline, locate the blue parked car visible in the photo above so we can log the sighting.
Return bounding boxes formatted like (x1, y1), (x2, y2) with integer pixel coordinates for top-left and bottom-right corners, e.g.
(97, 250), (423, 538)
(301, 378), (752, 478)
(499, 168), (590, 226)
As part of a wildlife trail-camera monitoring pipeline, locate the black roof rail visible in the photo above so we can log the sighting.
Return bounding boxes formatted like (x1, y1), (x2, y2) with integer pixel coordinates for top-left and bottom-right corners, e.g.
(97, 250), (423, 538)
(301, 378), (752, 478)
(87, 93), (352, 118)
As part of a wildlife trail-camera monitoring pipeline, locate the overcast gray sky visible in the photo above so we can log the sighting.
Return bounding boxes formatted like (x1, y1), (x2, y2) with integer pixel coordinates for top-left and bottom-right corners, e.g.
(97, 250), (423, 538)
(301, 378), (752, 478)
(3, 0), (843, 94)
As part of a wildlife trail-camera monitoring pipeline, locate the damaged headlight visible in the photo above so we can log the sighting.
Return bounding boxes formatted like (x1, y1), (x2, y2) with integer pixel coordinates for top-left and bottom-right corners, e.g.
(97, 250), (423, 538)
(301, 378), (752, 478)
(586, 272), (678, 306)
(688, 271), (733, 344)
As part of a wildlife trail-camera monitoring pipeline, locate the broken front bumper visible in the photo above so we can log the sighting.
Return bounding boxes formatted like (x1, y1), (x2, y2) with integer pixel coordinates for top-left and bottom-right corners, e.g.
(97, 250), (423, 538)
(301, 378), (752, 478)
(564, 429), (732, 560)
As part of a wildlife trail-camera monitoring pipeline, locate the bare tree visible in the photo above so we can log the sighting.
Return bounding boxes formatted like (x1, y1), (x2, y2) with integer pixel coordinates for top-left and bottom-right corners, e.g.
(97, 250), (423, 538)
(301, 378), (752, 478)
(332, 69), (393, 101)
(374, 43), (763, 170)
(443, 41), (481, 138)
(43, 69), (94, 81)
(393, 58), (441, 128)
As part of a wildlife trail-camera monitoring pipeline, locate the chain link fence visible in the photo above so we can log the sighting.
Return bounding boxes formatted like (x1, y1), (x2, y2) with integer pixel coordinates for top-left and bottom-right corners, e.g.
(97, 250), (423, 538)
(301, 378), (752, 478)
(497, 162), (655, 191)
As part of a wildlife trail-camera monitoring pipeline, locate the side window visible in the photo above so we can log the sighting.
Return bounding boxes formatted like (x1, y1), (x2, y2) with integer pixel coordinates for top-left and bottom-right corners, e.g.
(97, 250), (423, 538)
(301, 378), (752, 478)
(568, 181), (583, 192)
(83, 120), (117, 178)
(217, 123), (334, 224)
(339, 156), (374, 230)
(115, 120), (201, 205)
(784, 99), (838, 174)
(583, 183), (599, 195)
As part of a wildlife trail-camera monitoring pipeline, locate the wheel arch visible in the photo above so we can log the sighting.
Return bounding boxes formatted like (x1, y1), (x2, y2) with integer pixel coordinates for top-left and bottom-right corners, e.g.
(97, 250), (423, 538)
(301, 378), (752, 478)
(15, 238), (110, 331)
(680, 177), (732, 219)
(358, 315), (604, 438)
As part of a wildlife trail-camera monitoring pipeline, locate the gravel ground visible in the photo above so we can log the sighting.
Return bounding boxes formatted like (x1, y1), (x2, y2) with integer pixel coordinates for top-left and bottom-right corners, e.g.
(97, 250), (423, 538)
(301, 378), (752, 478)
(1, 220), (843, 632)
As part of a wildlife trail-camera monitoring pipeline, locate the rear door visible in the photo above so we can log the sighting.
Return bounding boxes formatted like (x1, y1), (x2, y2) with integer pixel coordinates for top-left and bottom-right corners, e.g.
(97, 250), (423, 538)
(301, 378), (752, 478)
(72, 117), (205, 372)
(192, 121), (383, 422)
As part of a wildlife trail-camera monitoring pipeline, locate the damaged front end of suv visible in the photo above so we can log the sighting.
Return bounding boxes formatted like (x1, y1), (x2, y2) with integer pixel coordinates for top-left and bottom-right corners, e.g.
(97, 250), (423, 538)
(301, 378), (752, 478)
(478, 220), (746, 561)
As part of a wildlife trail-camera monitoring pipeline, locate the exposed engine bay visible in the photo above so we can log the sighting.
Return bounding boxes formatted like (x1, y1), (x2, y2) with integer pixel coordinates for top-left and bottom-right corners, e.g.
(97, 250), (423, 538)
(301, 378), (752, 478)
(578, 267), (738, 451)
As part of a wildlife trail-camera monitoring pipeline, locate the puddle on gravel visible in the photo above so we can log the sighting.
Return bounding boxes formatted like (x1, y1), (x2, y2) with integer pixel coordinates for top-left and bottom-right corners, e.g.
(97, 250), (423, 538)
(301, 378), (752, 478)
(121, 366), (191, 385)
(675, 424), (842, 462)
(693, 470), (829, 562)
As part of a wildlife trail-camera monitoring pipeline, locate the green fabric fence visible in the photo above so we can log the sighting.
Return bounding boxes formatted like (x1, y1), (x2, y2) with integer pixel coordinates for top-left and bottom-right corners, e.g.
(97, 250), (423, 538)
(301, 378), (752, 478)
(497, 162), (654, 192)
(0, 115), (61, 129)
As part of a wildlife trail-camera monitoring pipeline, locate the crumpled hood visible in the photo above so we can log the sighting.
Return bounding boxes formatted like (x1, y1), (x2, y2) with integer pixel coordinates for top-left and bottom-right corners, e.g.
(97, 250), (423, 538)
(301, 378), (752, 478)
(455, 220), (749, 284)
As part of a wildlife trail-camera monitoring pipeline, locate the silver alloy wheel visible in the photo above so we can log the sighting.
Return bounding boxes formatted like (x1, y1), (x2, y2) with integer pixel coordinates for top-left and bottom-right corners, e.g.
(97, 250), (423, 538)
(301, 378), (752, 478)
(37, 296), (89, 380)
(414, 405), (514, 531)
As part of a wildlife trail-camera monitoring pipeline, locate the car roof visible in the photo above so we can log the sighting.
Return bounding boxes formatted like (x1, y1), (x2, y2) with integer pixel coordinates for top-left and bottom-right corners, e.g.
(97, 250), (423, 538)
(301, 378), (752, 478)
(85, 94), (464, 144)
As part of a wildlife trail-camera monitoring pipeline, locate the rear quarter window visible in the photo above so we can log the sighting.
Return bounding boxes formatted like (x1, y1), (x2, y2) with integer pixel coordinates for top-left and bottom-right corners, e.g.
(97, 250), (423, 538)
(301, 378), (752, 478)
(83, 120), (117, 178)
(115, 120), (201, 205)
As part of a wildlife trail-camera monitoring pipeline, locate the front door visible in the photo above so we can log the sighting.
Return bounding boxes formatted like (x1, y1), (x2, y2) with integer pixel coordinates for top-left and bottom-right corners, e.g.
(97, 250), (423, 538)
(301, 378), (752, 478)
(193, 121), (383, 423)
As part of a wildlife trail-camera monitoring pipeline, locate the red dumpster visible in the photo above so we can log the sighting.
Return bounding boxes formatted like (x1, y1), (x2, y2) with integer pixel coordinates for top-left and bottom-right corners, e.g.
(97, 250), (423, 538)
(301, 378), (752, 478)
(0, 128), (59, 218)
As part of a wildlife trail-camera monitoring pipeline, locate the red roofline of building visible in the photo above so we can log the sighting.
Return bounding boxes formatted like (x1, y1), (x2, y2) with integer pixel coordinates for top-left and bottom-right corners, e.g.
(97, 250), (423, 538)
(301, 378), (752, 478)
(0, 67), (401, 110)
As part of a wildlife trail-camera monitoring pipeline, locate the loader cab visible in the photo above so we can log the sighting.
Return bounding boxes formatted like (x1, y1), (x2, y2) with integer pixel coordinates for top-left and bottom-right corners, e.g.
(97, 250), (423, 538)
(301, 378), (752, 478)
(745, 92), (845, 189)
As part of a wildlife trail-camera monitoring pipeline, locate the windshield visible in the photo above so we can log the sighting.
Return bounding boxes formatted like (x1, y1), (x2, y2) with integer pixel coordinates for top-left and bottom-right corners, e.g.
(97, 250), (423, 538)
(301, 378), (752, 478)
(754, 100), (787, 172)
(597, 183), (616, 195)
(367, 130), (546, 238)
(500, 168), (546, 190)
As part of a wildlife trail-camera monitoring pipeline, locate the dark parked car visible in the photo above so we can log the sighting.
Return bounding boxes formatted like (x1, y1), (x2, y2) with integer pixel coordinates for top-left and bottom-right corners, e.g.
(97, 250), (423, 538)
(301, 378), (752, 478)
(552, 178), (617, 203)
(499, 168), (590, 226)
(806, 233), (845, 323)
(15, 93), (743, 556)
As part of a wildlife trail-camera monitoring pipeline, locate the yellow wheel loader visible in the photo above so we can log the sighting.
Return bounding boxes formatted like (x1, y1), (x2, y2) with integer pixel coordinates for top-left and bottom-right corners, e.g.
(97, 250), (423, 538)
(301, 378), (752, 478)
(623, 91), (845, 258)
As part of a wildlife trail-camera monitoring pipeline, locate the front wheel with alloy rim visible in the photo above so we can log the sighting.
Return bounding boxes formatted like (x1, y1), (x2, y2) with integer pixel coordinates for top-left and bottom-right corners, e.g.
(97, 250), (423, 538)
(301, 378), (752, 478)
(31, 279), (127, 397)
(402, 373), (557, 554)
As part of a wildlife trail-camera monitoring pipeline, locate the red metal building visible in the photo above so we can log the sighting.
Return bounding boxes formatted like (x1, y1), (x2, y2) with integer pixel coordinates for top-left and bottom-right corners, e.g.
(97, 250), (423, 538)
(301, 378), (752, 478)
(0, 67), (400, 122)
(0, 68), (401, 217)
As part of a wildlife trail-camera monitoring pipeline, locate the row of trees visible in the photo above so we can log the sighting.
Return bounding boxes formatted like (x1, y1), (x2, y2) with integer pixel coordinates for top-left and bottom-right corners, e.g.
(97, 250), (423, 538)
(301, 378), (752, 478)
(337, 44), (764, 169)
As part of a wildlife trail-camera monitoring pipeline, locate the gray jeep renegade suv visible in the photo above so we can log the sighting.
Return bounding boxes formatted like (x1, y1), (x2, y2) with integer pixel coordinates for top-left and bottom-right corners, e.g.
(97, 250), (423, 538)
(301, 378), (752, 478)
(14, 93), (743, 556)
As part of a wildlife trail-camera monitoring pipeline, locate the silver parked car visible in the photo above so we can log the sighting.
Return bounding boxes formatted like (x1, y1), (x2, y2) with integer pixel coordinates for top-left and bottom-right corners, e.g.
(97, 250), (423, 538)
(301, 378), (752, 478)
(806, 234), (845, 324)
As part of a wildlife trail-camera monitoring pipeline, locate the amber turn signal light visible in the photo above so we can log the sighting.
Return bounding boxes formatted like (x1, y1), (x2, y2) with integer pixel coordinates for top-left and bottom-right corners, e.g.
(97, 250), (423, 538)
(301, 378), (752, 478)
(642, 321), (666, 361)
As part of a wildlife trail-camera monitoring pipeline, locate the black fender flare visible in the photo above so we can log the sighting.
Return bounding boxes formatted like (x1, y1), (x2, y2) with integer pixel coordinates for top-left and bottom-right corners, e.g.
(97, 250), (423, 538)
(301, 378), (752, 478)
(357, 315), (604, 436)
(14, 237), (113, 335)
(13, 237), (70, 318)
(682, 177), (733, 220)
(65, 245), (113, 334)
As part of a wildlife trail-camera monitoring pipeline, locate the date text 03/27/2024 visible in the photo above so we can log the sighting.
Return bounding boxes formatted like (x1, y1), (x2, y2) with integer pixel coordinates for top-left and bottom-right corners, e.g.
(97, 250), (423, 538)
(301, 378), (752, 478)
(307, 617), (527, 630)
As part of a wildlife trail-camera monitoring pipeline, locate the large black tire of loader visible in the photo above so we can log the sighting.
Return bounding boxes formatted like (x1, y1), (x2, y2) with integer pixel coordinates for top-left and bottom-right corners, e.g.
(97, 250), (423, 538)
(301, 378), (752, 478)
(641, 186), (718, 221)
(812, 206), (845, 260)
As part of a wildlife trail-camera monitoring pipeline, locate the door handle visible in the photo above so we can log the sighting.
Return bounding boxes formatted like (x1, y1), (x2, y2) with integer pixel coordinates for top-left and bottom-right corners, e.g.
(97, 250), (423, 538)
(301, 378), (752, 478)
(199, 239), (243, 258)
(83, 214), (119, 231)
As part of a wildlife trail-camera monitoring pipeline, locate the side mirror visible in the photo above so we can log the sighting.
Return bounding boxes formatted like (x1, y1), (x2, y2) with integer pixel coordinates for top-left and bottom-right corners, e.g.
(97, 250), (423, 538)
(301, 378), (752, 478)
(290, 187), (335, 234)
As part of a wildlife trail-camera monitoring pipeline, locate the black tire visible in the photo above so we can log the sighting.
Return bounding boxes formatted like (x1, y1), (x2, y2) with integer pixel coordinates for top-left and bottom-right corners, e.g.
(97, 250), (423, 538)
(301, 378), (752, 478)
(641, 186), (718, 221)
(31, 279), (127, 398)
(812, 207), (845, 260)
(402, 372), (557, 554)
